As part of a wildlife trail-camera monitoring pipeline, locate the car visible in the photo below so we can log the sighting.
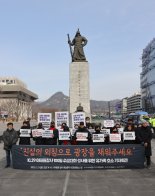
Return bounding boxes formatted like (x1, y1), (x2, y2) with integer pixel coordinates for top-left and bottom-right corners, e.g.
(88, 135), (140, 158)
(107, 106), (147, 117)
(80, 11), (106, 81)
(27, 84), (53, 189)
(121, 111), (150, 126)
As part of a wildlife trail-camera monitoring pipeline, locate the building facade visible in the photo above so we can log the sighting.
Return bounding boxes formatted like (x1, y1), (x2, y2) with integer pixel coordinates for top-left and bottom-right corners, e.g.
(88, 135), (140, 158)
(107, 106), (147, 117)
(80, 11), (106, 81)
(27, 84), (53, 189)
(140, 38), (155, 113)
(121, 97), (128, 117)
(127, 93), (142, 114)
(0, 77), (38, 121)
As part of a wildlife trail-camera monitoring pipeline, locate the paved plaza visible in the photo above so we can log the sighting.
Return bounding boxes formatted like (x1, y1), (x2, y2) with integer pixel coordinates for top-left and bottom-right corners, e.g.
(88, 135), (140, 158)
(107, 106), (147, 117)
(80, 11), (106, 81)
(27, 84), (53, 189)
(0, 123), (155, 196)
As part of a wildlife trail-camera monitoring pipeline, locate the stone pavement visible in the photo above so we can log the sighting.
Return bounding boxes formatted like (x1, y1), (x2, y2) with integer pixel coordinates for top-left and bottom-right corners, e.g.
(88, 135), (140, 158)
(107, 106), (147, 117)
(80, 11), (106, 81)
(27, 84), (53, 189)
(0, 140), (155, 196)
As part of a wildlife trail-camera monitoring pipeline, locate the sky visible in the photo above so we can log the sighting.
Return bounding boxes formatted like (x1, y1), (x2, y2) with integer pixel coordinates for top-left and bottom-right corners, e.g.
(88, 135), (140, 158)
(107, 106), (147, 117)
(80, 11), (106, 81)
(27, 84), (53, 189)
(0, 0), (155, 102)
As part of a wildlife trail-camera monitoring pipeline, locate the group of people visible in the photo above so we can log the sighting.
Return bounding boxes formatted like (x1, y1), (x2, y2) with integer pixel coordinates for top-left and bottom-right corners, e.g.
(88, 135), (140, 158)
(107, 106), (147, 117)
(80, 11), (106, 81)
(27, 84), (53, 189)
(2, 118), (153, 168)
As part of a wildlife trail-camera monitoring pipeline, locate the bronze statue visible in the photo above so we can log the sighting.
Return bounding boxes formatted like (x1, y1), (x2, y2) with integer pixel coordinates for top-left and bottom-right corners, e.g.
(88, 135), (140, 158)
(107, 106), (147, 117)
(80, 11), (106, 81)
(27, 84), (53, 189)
(68, 29), (88, 62)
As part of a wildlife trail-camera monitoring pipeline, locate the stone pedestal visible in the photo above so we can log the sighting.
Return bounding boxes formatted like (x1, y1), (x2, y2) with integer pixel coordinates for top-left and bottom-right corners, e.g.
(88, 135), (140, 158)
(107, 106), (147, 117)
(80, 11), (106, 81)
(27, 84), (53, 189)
(69, 62), (90, 117)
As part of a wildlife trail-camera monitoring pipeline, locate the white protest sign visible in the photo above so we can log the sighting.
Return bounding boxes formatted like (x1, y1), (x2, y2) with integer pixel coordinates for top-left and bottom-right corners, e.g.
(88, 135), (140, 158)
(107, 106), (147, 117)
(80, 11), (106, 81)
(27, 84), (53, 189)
(118, 127), (124, 134)
(76, 132), (88, 141)
(92, 134), (105, 143)
(59, 131), (70, 140)
(123, 132), (135, 141)
(42, 130), (53, 138)
(109, 134), (121, 142)
(101, 129), (110, 135)
(20, 129), (31, 137)
(55, 111), (69, 129)
(103, 120), (115, 128)
(72, 112), (85, 128)
(38, 113), (52, 129)
(32, 129), (43, 137)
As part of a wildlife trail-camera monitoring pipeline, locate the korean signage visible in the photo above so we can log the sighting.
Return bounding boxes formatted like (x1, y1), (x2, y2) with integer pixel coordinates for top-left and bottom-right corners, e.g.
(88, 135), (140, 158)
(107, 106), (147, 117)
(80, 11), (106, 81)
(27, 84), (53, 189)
(59, 131), (70, 140)
(32, 129), (53, 138)
(103, 120), (115, 128)
(72, 112), (85, 128)
(12, 144), (145, 170)
(55, 112), (69, 129)
(92, 134), (105, 143)
(42, 130), (53, 138)
(102, 129), (110, 136)
(32, 129), (43, 137)
(123, 132), (135, 141)
(109, 134), (122, 142)
(76, 132), (88, 141)
(20, 129), (31, 137)
(38, 113), (52, 129)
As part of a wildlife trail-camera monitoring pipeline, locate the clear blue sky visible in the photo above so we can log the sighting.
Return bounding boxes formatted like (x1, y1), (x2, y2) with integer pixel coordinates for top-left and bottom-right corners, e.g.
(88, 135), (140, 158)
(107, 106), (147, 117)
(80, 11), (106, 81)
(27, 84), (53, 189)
(0, 0), (155, 101)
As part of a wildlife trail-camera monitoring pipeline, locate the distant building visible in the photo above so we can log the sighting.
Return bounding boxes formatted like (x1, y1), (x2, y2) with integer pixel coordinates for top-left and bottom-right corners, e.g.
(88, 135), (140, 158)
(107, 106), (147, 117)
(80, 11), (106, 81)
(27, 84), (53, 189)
(121, 97), (128, 117)
(127, 93), (142, 114)
(0, 77), (38, 120)
(140, 38), (155, 113)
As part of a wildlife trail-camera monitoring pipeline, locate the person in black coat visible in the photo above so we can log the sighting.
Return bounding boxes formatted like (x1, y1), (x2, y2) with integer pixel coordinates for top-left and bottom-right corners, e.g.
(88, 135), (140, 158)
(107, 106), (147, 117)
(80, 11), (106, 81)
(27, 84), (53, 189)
(59, 123), (71, 145)
(2, 122), (18, 168)
(92, 125), (104, 145)
(136, 120), (152, 168)
(34, 122), (44, 145)
(123, 124), (136, 144)
(44, 121), (58, 145)
(74, 122), (91, 145)
(19, 121), (31, 145)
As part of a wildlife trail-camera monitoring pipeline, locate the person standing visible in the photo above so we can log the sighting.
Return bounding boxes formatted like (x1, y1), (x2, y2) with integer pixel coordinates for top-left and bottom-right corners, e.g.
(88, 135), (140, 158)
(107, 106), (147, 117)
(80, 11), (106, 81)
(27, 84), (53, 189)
(33, 122), (44, 145)
(59, 122), (71, 145)
(19, 121), (31, 145)
(92, 125), (104, 145)
(136, 120), (152, 168)
(123, 124), (136, 144)
(45, 121), (58, 145)
(2, 122), (18, 168)
(74, 122), (91, 145)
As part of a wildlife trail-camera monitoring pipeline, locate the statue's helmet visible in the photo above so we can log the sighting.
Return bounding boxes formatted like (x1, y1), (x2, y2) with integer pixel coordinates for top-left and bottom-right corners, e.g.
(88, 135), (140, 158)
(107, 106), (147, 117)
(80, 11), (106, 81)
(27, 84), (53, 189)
(75, 29), (81, 36)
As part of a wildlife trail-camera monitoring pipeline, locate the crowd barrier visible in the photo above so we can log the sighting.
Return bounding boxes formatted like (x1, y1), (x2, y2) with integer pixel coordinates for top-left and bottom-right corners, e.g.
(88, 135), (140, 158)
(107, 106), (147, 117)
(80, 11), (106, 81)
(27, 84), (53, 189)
(12, 144), (145, 170)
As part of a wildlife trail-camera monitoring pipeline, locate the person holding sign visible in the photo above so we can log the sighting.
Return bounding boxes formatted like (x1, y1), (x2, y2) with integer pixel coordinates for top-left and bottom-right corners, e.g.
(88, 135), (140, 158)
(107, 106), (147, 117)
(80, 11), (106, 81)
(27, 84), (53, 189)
(136, 120), (152, 168)
(92, 125), (104, 145)
(123, 124), (136, 144)
(45, 121), (58, 145)
(19, 121), (31, 145)
(2, 123), (18, 168)
(33, 123), (44, 145)
(109, 125), (122, 144)
(59, 123), (71, 145)
(74, 122), (91, 145)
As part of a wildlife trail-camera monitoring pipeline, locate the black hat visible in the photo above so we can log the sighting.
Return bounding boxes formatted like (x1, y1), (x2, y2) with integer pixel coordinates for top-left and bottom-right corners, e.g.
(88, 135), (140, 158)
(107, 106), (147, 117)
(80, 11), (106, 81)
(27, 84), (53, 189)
(79, 121), (84, 126)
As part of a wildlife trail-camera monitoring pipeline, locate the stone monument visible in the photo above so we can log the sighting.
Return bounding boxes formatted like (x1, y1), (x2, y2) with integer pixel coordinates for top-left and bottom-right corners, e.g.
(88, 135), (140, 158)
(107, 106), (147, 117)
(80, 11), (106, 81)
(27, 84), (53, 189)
(68, 29), (91, 118)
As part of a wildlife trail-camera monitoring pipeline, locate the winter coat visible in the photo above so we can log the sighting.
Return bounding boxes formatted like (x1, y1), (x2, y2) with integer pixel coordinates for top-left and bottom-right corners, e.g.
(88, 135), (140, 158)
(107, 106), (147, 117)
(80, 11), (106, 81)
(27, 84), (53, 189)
(74, 127), (91, 145)
(136, 126), (152, 156)
(3, 129), (18, 150)
(44, 127), (58, 145)
(33, 124), (45, 145)
(19, 125), (31, 145)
